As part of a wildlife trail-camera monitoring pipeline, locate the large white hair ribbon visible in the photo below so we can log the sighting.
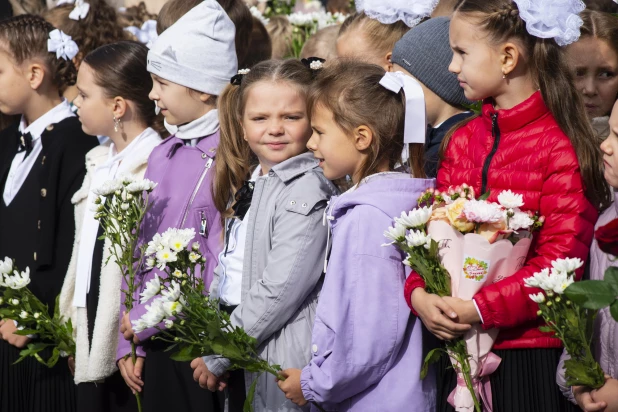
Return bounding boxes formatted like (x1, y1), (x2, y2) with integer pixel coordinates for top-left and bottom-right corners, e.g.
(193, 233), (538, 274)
(69, 0), (90, 20)
(47, 29), (80, 61)
(379, 71), (426, 144)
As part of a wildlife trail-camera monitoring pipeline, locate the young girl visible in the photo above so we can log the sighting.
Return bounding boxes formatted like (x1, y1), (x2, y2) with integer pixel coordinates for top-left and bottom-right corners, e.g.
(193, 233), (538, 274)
(406, 1), (610, 411)
(114, 2), (236, 411)
(193, 59), (339, 411)
(58, 41), (163, 412)
(567, 10), (618, 140)
(0, 14), (98, 411)
(557, 99), (618, 412)
(277, 60), (436, 410)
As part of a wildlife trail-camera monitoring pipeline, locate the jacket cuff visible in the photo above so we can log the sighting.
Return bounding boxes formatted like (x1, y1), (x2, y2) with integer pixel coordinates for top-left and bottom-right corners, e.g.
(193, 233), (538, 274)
(116, 343), (146, 363)
(472, 293), (494, 330)
(204, 355), (231, 378)
(404, 271), (426, 316)
(300, 364), (316, 403)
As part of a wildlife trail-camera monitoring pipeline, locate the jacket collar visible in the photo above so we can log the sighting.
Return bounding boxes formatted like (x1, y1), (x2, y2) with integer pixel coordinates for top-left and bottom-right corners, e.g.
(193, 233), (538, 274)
(427, 112), (474, 146)
(481, 90), (549, 134)
(165, 129), (220, 159)
(271, 152), (319, 183)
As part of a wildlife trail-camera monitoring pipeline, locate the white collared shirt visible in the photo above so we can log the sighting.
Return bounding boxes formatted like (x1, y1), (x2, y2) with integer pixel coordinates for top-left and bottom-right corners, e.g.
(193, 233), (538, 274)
(73, 127), (161, 308)
(3, 99), (75, 205)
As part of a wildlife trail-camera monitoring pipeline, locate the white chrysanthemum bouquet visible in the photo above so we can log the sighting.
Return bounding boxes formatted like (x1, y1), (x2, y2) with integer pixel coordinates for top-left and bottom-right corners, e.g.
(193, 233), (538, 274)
(93, 176), (157, 411)
(0, 257), (75, 367)
(524, 258), (605, 389)
(384, 185), (543, 412)
(133, 228), (283, 412)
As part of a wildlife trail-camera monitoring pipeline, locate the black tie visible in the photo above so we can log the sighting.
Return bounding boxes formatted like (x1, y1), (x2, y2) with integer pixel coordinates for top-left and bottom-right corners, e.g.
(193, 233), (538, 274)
(17, 132), (34, 159)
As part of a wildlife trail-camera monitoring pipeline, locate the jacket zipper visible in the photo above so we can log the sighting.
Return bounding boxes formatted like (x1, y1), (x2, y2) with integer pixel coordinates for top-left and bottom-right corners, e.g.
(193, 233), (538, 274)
(180, 157), (214, 227)
(481, 113), (501, 194)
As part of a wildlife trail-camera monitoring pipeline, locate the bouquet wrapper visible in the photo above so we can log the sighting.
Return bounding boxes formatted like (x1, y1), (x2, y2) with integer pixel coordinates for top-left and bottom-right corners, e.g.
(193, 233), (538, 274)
(427, 221), (532, 411)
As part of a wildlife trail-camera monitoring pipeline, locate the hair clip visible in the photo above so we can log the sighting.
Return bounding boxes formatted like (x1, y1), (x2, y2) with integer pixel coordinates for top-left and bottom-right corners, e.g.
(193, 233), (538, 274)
(230, 68), (250, 86)
(301, 57), (325, 71)
(68, 0), (90, 20)
(47, 29), (79, 61)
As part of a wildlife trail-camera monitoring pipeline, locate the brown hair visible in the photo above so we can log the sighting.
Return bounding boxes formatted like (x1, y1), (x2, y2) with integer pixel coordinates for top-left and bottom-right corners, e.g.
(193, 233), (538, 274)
(213, 59), (314, 222)
(583, 0), (618, 14)
(0, 14), (77, 91)
(118, 2), (157, 28)
(242, 17), (272, 68)
(301, 25), (339, 60)
(451, 0), (611, 210)
(156, 0), (252, 67)
(308, 60), (425, 182)
(580, 9), (618, 61)
(326, 0), (353, 14)
(266, 16), (294, 59)
(82, 41), (167, 137)
(338, 12), (410, 58)
(42, 0), (127, 67)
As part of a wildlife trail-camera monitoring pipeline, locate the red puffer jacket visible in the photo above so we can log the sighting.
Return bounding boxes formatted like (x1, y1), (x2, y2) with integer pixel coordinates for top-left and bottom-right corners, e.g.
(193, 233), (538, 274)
(406, 91), (598, 349)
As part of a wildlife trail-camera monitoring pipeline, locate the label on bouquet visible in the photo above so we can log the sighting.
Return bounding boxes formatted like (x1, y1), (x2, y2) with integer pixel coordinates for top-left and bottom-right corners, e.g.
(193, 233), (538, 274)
(462, 255), (490, 282)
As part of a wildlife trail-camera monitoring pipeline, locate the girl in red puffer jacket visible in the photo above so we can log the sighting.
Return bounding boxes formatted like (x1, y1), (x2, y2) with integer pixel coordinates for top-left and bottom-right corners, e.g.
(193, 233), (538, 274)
(405, 1), (612, 411)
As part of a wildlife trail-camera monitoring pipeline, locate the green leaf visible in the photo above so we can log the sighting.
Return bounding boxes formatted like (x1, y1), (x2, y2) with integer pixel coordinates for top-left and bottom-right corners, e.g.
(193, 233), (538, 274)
(170, 345), (198, 362)
(565, 280), (616, 309)
(478, 190), (491, 201)
(420, 348), (444, 379)
(610, 300), (618, 323)
(243, 376), (260, 412)
(604, 267), (618, 295)
(538, 326), (554, 333)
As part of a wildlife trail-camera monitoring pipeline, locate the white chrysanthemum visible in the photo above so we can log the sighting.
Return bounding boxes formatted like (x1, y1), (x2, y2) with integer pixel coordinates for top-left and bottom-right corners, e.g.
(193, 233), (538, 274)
(145, 257), (156, 269)
(5, 268), (31, 289)
(551, 258), (584, 274)
(164, 319), (174, 329)
(189, 252), (200, 263)
(529, 292), (545, 303)
(168, 235), (187, 253)
(497, 190), (524, 209)
(395, 206), (432, 229)
(405, 229), (431, 249)
(508, 211), (534, 231)
(403, 253), (412, 267)
(139, 274), (161, 304)
(524, 268), (553, 290)
(383, 222), (407, 245)
(155, 248), (177, 270)
(249, 6), (269, 25)
(33, 312), (40, 319)
(141, 298), (166, 328)
(162, 301), (183, 317)
(0, 257), (13, 275)
(172, 269), (183, 278)
(463, 200), (504, 223)
(162, 281), (181, 302)
(287, 11), (316, 26)
(551, 271), (575, 295)
(93, 179), (123, 196)
(125, 178), (157, 193)
(10, 298), (19, 305)
(131, 318), (149, 334)
(19, 311), (28, 319)
(192, 242), (200, 251)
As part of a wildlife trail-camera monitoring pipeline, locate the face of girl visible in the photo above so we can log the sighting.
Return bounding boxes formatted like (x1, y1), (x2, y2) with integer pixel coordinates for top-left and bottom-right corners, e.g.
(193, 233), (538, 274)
(73, 63), (114, 136)
(242, 81), (311, 173)
(448, 14), (505, 102)
(307, 104), (361, 182)
(567, 36), (618, 119)
(149, 74), (212, 126)
(0, 48), (33, 116)
(600, 100), (618, 189)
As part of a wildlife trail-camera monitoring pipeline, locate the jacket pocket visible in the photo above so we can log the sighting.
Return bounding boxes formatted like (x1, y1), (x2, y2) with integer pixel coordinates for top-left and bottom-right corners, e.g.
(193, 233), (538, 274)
(192, 206), (212, 238)
(284, 194), (327, 216)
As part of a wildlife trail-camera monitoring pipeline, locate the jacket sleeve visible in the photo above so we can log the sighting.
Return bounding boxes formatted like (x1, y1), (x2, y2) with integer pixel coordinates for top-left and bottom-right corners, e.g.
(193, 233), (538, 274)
(473, 138), (597, 330)
(556, 349), (577, 404)
(300, 211), (409, 404)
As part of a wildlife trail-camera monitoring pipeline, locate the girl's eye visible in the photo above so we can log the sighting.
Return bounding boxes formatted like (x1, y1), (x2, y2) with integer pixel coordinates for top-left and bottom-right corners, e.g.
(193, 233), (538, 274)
(575, 69), (585, 77)
(251, 117), (265, 121)
(599, 71), (615, 79)
(286, 116), (302, 120)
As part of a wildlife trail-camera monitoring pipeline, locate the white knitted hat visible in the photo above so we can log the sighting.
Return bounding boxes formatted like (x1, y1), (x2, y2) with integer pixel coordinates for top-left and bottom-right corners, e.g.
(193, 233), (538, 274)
(147, 0), (238, 95)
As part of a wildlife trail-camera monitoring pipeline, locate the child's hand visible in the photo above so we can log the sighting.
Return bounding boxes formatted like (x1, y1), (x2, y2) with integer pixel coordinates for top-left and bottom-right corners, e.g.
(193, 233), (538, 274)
(190, 357), (227, 392)
(120, 311), (140, 343)
(68, 356), (75, 376)
(411, 289), (471, 340)
(441, 297), (481, 325)
(591, 376), (618, 412)
(0, 319), (31, 348)
(277, 368), (307, 406)
(118, 356), (145, 394)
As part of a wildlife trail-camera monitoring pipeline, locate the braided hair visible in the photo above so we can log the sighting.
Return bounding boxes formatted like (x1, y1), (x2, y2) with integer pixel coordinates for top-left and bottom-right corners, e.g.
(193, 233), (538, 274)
(0, 14), (77, 90)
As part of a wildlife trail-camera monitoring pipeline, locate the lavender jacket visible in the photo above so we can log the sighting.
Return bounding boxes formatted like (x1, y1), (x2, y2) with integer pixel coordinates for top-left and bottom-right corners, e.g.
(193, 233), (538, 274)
(116, 131), (223, 360)
(300, 173), (437, 411)
(557, 191), (618, 402)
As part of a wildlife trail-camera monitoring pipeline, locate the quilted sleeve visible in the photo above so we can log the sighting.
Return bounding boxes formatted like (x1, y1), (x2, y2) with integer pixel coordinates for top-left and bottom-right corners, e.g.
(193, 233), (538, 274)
(473, 137), (598, 330)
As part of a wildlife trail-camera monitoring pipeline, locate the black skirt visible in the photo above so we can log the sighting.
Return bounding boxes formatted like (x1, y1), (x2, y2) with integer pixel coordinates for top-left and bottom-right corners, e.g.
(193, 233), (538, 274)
(76, 371), (136, 412)
(141, 338), (224, 412)
(436, 347), (579, 412)
(0, 340), (76, 412)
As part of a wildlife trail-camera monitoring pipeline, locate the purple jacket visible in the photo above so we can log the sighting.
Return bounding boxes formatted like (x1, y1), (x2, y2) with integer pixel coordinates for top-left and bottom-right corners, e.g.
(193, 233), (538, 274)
(300, 173), (437, 411)
(557, 191), (618, 402)
(116, 132), (223, 360)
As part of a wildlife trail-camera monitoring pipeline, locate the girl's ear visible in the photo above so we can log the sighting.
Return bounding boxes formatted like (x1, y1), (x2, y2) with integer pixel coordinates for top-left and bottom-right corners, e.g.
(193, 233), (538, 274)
(384, 51), (394, 72)
(112, 96), (128, 119)
(27, 63), (45, 91)
(500, 42), (521, 77)
(354, 125), (373, 151)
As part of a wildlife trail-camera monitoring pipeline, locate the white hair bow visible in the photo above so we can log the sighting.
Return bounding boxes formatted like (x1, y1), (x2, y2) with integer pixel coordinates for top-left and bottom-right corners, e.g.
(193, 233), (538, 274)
(513, 0), (585, 46)
(379, 71), (426, 144)
(69, 0), (90, 20)
(355, 0), (438, 28)
(125, 20), (158, 48)
(47, 29), (80, 61)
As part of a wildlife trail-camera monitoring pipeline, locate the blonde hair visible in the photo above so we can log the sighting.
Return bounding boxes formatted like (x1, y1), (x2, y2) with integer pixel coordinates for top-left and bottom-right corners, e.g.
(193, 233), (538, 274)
(338, 12), (410, 58)
(301, 25), (339, 60)
(266, 16), (294, 59)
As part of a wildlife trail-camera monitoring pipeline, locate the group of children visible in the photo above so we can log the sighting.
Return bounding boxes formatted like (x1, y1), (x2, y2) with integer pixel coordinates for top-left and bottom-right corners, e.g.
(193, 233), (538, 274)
(0, 0), (616, 411)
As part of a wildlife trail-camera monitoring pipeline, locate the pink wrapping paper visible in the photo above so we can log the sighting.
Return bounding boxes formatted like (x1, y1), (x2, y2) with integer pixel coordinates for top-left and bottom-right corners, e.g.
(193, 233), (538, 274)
(427, 220), (532, 411)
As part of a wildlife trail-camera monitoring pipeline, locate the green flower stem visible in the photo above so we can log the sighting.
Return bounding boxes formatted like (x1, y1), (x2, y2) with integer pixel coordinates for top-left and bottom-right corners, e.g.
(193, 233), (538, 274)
(446, 339), (481, 412)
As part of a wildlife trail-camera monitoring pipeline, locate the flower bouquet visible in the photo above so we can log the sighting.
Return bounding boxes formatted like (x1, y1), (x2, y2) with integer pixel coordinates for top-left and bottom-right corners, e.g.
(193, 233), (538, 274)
(0, 258), (75, 367)
(524, 258), (606, 388)
(132, 228), (283, 412)
(92, 176), (157, 412)
(385, 185), (543, 412)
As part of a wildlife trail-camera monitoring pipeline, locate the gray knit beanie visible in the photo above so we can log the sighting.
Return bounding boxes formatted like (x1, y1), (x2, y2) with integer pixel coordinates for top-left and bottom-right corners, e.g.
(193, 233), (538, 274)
(391, 17), (470, 108)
